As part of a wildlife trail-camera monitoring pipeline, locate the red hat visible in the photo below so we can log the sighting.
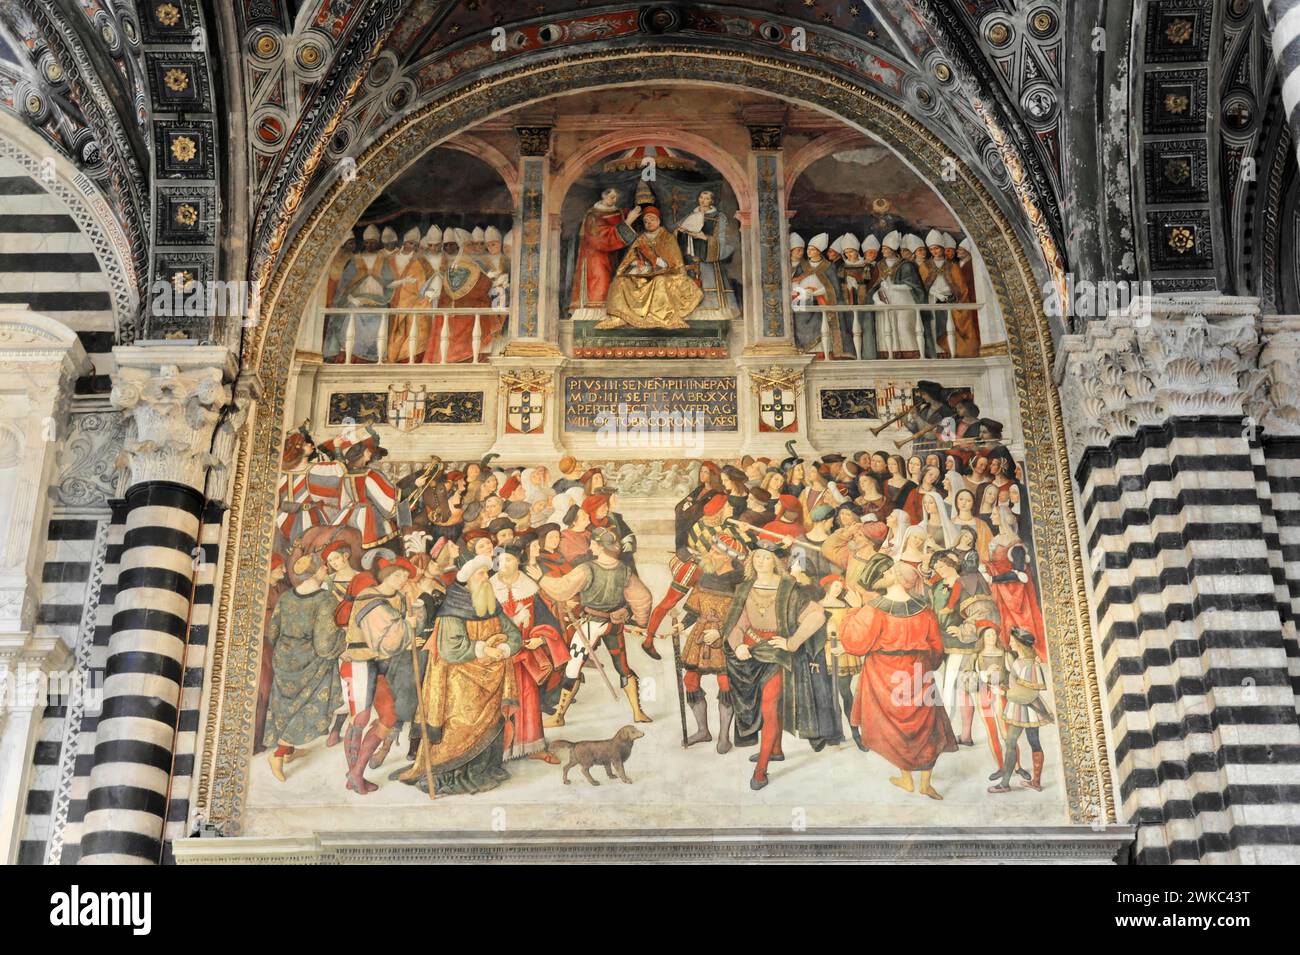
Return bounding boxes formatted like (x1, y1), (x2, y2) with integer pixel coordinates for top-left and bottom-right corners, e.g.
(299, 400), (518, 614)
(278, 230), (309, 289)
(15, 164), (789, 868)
(321, 540), (351, 559)
(446, 470), (465, 482)
(500, 474), (522, 498)
(702, 493), (728, 516)
(377, 557), (418, 580)
(861, 521), (890, 544)
(642, 205), (661, 218)
(462, 529), (491, 543)
(712, 533), (746, 559)
(819, 573), (842, 589)
(778, 494), (800, 514)
(582, 494), (610, 517)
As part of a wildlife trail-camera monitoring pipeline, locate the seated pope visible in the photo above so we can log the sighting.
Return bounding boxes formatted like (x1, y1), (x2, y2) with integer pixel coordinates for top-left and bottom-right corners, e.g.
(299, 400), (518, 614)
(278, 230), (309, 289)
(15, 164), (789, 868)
(396, 553), (523, 795)
(598, 205), (704, 330)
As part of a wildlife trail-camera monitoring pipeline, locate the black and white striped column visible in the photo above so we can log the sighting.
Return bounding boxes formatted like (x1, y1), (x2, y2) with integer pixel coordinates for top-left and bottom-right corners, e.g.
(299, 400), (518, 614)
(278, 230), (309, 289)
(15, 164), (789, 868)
(1266, 0), (1300, 168)
(78, 347), (230, 864)
(1246, 315), (1300, 709)
(1058, 297), (1300, 864)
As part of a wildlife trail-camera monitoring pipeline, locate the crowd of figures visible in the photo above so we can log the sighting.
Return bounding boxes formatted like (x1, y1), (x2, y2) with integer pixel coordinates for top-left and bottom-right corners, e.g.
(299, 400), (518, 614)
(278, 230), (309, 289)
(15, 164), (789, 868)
(322, 222), (512, 364)
(789, 227), (981, 361)
(261, 380), (1051, 800)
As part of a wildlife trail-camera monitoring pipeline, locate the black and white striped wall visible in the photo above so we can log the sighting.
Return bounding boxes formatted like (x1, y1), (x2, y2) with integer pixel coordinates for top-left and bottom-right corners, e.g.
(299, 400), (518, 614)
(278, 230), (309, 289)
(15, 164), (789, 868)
(1267, 0), (1300, 169)
(1059, 298), (1300, 864)
(0, 156), (117, 389)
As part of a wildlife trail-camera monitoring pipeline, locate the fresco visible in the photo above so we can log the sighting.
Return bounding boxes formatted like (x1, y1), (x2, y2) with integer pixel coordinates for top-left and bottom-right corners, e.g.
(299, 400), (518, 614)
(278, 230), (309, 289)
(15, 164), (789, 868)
(256, 381), (1057, 826)
(320, 147), (513, 364)
(561, 146), (742, 359)
(244, 94), (1060, 834)
(788, 149), (988, 360)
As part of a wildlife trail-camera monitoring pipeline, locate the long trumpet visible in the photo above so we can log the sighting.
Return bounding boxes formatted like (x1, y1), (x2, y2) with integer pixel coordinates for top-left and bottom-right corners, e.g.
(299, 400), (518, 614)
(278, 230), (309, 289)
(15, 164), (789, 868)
(870, 404), (914, 437)
(895, 421), (943, 448)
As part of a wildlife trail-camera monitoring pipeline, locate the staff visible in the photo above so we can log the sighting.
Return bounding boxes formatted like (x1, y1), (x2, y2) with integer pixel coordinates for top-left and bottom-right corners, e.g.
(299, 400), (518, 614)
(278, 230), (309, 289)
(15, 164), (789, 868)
(669, 614), (689, 747)
(409, 621), (437, 800)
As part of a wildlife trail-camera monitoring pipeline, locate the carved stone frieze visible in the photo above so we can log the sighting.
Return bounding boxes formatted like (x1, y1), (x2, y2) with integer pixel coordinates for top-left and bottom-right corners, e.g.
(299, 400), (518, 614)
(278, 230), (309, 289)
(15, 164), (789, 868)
(55, 410), (128, 508)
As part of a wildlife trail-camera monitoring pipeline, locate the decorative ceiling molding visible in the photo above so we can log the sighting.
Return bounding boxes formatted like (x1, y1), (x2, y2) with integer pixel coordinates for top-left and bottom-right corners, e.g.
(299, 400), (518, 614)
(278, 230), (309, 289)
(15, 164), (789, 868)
(242, 0), (412, 312)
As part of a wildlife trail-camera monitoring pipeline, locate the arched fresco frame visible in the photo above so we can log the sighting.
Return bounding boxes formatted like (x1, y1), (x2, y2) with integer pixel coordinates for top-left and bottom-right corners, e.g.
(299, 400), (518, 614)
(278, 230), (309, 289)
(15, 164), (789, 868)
(197, 48), (1113, 838)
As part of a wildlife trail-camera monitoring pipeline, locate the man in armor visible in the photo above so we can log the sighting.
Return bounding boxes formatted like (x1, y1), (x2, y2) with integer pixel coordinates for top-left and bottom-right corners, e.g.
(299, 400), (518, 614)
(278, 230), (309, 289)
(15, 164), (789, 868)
(539, 529), (654, 726)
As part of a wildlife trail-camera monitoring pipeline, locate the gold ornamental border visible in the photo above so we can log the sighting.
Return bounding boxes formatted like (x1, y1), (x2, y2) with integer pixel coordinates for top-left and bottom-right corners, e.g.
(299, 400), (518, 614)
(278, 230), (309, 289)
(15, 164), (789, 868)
(199, 48), (1113, 834)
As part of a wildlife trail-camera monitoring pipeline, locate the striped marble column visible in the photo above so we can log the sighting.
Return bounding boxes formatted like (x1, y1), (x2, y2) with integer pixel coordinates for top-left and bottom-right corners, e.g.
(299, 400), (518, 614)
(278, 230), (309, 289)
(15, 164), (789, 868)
(1246, 315), (1300, 707)
(78, 346), (231, 865)
(1057, 297), (1300, 863)
(1265, 0), (1300, 168)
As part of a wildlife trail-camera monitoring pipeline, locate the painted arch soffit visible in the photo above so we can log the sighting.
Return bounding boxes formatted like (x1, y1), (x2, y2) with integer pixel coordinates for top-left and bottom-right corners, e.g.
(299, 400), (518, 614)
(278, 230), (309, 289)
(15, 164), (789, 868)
(199, 50), (1113, 837)
(249, 3), (1065, 302)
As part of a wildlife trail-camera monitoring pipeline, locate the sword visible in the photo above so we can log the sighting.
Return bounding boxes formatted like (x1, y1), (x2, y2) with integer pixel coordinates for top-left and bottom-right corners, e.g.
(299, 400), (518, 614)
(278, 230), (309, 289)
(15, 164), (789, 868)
(568, 612), (621, 701)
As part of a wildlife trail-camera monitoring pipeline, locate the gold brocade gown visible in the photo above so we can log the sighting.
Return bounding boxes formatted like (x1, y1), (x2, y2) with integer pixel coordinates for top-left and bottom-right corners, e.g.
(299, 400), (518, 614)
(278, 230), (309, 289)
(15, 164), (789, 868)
(598, 228), (703, 330)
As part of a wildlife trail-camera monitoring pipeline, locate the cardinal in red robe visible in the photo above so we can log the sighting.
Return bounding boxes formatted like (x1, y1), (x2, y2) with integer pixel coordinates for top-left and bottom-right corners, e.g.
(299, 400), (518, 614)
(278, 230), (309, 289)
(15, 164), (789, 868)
(570, 187), (641, 317)
(837, 561), (957, 799)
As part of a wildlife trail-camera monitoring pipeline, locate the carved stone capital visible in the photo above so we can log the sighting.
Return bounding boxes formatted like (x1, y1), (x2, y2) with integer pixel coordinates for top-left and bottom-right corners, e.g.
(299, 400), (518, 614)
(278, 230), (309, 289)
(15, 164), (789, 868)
(1243, 315), (1300, 438)
(746, 124), (784, 151)
(205, 372), (264, 504)
(110, 345), (235, 489)
(515, 125), (553, 157)
(1054, 296), (1262, 455)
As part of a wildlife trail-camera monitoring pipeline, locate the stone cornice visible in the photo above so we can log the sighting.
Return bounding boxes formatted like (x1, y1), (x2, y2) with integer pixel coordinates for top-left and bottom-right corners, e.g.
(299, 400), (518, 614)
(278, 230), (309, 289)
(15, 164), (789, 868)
(173, 826), (1135, 865)
(0, 308), (92, 391)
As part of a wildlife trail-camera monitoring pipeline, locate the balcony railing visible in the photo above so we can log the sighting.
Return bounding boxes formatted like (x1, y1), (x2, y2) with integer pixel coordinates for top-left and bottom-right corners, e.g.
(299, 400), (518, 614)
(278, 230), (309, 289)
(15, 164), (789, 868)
(320, 306), (509, 364)
(792, 302), (985, 360)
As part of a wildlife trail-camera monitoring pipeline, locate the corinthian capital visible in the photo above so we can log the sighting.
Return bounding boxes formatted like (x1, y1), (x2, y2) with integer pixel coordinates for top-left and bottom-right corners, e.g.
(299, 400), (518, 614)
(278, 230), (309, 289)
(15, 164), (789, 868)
(1243, 315), (1300, 437)
(110, 345), (235, 489)
(1054, 296), (1262, 455)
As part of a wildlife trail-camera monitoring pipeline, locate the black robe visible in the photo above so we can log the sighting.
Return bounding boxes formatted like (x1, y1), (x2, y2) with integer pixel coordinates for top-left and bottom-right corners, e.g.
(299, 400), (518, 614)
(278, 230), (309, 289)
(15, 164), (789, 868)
(721, 577), (842, 748)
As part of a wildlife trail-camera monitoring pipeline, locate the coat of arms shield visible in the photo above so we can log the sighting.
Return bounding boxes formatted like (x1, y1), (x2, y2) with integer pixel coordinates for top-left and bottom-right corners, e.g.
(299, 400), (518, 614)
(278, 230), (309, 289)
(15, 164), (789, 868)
(387, 383), (427, 432)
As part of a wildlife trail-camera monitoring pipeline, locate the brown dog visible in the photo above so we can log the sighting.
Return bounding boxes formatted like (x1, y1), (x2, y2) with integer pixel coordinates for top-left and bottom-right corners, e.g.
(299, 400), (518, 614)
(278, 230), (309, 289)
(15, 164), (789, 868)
(549, 725), (645, 786)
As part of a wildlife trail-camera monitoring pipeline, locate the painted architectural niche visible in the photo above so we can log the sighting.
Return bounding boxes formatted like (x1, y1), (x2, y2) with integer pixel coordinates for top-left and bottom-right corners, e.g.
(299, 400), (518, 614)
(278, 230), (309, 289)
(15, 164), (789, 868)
(247, 84), (1074, 841)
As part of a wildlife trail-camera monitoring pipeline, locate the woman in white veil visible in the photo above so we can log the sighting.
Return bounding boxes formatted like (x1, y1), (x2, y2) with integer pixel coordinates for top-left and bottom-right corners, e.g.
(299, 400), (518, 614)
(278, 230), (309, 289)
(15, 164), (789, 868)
(921, 488), (957, 548)
(886, 508), (911, 559)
